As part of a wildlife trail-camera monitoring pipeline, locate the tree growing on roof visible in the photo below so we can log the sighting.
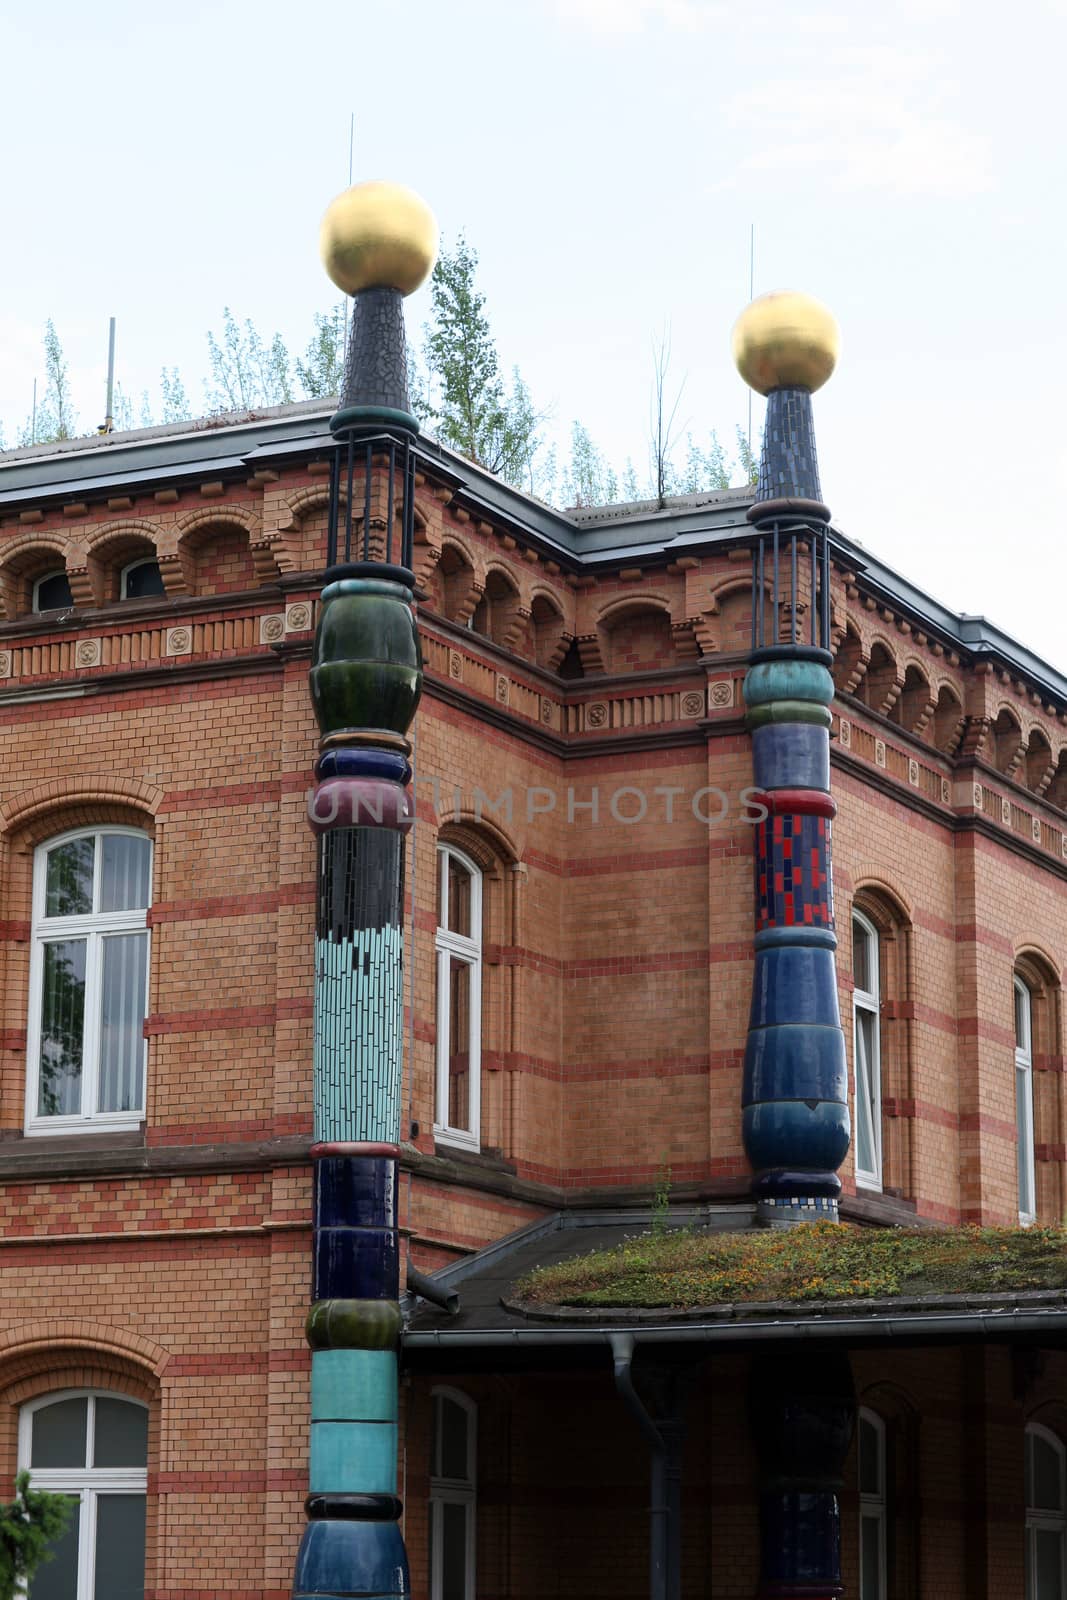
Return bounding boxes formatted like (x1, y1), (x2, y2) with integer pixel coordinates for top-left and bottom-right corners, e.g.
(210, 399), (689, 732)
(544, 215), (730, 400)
(160, 366), (192, 424)
(205, 309), (294, 412)
(648, 327), (685, 506)
(295, 305), (346, 400)
(18, 321), (79, 446)
(561, 421), (618, 508)
(735, 424), (758, 486)
(422, 235), (551, 496)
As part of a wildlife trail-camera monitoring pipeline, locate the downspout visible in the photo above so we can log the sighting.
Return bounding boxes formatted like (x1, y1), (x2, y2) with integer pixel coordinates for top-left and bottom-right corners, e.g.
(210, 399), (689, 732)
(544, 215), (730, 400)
(609, 1333), (668, 1600)
(406, 1263), (460, 1315)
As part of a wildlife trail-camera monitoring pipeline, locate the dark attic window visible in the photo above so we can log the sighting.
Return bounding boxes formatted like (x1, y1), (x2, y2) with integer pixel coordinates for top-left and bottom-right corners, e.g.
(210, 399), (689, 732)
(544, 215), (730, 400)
(120, 558), (166, 600)
(32, 569), (74, 612)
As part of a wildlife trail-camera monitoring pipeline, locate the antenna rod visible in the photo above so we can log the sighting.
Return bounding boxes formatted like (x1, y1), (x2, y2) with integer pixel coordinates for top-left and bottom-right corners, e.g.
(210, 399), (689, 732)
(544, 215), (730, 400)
(31, 379), (37, 446)
(747, 224), (754, 453)
(105, 317), (116, 434)
(342, 115), (355, 364)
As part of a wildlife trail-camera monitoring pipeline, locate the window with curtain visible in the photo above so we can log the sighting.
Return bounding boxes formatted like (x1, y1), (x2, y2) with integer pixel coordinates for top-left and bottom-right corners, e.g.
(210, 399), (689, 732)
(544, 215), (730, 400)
(430, 1388), (476, 1600)
(853, 910), (882, 1189)
(1027, 1424), (1066, 1599)
(858, 1408), (887, 1600)
(19, 1390), (148, 1599)
(1016, 976), (1036, 1224)
(26, 829), (152, 1134)
(434, 845), (482, 1150)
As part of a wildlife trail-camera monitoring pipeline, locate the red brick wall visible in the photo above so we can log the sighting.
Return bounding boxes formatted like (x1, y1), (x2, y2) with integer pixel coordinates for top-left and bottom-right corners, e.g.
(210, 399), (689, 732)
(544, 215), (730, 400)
(0, 446), (1064, 1591)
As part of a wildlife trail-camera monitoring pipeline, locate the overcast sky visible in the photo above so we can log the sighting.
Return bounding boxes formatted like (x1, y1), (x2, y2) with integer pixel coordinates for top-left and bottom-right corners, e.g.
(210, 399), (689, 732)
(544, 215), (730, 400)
(2, 0), (1065, 667)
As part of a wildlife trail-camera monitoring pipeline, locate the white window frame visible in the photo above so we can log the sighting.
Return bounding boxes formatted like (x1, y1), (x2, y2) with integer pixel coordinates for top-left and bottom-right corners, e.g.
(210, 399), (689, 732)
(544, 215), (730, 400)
(858, 1407), (887, 1600)
(429, 1386), (476, 1600)
(1017, 976), (1037, 1224)
(852, 910), (883, 1190)
(18, 1388), (148, 1600)
(119, 557), (163, 600)
(25, 826), (152, 1136)
(32, 568), (72, 613)
(1026, 1422), (1066, 1600)
(434, 845), (482, 1152)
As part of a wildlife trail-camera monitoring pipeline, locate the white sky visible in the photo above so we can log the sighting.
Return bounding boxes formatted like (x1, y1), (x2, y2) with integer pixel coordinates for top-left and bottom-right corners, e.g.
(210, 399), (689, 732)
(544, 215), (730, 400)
(2, 0), (1066, 666)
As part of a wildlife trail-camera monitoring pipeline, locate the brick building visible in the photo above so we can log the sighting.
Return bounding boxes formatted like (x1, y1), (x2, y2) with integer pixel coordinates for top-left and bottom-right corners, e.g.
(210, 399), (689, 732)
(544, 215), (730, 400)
(0, 379), (1066, 1597)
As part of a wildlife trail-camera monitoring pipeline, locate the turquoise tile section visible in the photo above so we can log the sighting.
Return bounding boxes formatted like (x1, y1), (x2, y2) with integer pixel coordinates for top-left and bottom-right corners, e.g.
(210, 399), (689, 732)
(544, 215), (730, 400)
(311, 1349), (397, 1423)
(310, 1420), (398, 1494)
(313, 928), (404, 1142)
(744, 658), (835, 707)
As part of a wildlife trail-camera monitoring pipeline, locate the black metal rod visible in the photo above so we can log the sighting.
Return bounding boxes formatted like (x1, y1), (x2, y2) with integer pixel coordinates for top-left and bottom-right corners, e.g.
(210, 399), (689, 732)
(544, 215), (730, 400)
(772, 524), (779, 646)
(810, 530), (817, 647)
(363, 443), (372, 561)
(757, 537), (764, 649)
(344, 437), (355, 564)
(790, 533), (797, 645)
(822, 529), (831, 647)
(404, 442), (416, 570)
(327, 448), (339, 568)
(750, 547), (757, 651)
(386, 442), (396, 567)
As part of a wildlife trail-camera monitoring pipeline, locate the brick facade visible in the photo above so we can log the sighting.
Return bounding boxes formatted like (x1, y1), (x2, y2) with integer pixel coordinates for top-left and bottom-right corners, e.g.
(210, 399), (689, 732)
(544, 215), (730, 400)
(0, 407), (1064, 1594)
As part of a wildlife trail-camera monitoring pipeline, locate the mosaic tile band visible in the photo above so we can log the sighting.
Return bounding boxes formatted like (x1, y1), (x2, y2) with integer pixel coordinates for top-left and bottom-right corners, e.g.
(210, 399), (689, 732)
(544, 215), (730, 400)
(741, 389), (850, 1240)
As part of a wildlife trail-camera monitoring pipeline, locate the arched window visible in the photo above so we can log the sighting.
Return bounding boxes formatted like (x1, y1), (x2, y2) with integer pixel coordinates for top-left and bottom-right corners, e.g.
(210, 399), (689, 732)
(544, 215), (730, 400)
(119, 557), (165, 600)
(858, 1409), (887, 1600)
(26, 828), (152, 1134)
(1017, 976), (1037, 1224)
(430, 1388), (476, 1600)
(19, 1389), (148, 1599)
(434, 845), (482, 1150)
(1026, 1423), (1066, 1599)
(853, 910), (882, 1189)
(33, 569), (73, 613)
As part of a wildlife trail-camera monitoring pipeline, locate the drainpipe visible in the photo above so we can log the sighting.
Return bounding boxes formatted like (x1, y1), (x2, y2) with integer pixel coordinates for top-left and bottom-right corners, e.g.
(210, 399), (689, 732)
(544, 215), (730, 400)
(609, 1333), (668, 1600)
(406, 1263), (460, 1315)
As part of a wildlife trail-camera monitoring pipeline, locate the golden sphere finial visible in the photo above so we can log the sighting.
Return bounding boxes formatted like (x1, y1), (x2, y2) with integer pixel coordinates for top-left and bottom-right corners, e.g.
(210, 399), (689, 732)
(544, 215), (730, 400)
(731, 290), (839, 396)
(319, 180), (438, 298)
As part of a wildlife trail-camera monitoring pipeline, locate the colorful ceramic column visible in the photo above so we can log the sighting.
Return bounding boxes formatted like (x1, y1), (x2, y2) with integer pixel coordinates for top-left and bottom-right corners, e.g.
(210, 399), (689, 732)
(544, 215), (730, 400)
(732, 292), (850, 1227)
(748, 1349), (856, 1599)
(292, 181), (437, 1600)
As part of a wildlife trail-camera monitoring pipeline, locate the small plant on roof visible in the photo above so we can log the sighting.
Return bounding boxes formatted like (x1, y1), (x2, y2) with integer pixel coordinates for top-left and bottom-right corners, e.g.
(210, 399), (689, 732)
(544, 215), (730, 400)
(651, 1157), (673, 1238)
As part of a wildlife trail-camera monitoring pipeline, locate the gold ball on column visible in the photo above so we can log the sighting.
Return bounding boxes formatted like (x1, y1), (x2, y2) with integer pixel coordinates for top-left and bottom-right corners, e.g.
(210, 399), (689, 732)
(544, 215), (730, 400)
(319, 181), (439, 297)
(732, 290), (840, 395)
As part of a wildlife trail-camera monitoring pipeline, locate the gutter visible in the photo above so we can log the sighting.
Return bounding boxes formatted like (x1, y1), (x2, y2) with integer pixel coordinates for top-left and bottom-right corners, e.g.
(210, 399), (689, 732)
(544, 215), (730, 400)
(404, 1305), (1067, 1349)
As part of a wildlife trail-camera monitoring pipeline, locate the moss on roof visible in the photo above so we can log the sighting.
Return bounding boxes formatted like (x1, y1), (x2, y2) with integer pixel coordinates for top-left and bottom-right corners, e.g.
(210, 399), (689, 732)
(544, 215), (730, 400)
(516, 1222), (1067, 1309)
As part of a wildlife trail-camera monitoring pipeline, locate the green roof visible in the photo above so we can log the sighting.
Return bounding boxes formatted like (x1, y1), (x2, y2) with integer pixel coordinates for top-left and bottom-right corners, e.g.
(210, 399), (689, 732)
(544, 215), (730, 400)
(517, 1222), (1067, 1310)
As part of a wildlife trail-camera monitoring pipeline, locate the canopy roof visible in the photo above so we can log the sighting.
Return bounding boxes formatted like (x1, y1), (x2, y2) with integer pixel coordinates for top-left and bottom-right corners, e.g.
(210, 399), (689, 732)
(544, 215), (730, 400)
(403, 1209), (1067, 1365)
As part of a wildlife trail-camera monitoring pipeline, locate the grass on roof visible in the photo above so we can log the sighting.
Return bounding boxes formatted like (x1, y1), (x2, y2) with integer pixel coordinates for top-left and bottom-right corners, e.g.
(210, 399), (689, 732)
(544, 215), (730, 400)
(516, 1222), (1067, 1309)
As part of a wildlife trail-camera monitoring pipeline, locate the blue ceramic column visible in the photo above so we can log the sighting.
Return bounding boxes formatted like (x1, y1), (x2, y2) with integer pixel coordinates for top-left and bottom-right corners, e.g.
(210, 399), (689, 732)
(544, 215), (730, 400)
(732, 292), (851, 1227)
(292, 182), (437, 1600)
(749, 1350), (856, 1599)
